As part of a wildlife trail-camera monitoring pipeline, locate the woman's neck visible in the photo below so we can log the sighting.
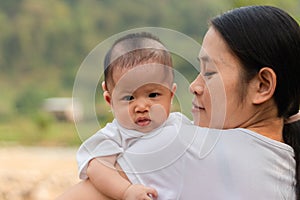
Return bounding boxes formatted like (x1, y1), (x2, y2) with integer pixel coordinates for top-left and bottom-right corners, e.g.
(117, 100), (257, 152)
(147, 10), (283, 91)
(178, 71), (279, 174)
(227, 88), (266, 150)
(245, 104), (284, 142)
(247, 117), (283, 142)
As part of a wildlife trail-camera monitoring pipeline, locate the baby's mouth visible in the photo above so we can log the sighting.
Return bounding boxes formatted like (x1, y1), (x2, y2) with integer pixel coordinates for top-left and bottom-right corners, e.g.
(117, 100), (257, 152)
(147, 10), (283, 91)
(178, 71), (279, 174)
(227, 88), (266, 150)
(135, 117), (151, 126)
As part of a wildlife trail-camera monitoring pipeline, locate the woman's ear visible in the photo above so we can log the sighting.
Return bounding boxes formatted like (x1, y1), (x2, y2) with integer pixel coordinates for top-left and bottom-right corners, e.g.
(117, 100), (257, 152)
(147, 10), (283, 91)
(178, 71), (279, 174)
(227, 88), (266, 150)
(252, 67), (277, 105)
(102, 81), (112, 105)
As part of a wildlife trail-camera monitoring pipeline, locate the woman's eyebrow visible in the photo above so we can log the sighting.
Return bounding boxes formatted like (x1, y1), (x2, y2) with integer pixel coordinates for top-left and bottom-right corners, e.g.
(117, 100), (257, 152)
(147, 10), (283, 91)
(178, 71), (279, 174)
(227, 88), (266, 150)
(197, 55), (211, 63)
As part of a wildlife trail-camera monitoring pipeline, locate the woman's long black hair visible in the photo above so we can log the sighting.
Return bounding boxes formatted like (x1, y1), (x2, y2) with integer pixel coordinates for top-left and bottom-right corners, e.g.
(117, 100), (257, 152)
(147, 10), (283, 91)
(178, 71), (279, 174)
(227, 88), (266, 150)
(211, 5), (300, 199)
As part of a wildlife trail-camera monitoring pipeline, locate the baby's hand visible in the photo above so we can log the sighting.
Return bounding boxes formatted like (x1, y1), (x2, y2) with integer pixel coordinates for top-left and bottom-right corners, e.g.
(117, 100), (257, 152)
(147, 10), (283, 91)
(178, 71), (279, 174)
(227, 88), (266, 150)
(122, 184), (158, 200)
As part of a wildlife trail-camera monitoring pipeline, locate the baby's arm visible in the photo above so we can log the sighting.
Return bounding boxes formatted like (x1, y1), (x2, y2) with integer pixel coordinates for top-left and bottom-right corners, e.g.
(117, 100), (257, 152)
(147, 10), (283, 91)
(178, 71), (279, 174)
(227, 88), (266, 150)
(87, 155), (158, 200)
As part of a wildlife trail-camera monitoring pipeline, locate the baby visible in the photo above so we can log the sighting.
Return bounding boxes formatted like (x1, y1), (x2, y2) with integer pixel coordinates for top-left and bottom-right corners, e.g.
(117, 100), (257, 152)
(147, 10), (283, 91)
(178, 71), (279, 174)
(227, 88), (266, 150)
(76, 32), (191, 199)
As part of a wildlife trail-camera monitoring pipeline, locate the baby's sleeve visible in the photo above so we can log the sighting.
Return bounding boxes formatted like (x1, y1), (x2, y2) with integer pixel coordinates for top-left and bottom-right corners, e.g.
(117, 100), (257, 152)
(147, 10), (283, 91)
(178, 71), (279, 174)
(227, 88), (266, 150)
(76, 124), (123, 179)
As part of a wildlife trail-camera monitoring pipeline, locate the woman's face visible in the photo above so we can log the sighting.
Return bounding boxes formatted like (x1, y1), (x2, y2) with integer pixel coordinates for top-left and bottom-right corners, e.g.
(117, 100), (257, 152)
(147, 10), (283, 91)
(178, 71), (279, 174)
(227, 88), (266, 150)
(190, 27), (252, 128)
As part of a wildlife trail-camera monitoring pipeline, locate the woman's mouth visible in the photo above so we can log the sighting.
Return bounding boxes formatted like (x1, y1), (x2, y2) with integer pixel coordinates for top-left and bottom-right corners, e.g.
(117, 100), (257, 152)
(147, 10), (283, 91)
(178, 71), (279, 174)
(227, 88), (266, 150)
(192, 102), (205, 111)
(135, 117), (151, 126)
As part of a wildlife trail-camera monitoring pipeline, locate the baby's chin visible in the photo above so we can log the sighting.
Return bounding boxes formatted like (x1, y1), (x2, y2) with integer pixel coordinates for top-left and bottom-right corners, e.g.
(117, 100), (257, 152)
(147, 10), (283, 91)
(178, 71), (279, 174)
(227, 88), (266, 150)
(134, 125), (157, 133)
(135, 122), (165, 133)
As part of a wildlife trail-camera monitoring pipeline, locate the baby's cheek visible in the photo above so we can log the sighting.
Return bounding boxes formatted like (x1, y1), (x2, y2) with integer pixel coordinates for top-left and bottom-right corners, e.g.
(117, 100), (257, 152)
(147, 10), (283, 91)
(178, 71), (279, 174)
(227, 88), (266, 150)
(114, 107), (132, 123)
(150, 104), (168, 121)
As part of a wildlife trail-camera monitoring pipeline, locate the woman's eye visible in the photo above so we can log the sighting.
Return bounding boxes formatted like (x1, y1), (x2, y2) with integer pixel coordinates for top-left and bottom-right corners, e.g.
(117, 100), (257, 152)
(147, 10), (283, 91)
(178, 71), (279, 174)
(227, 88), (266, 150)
(204, 71), (216, 77)
(122, 95), (134, 101)
(149, 93), (160, 98)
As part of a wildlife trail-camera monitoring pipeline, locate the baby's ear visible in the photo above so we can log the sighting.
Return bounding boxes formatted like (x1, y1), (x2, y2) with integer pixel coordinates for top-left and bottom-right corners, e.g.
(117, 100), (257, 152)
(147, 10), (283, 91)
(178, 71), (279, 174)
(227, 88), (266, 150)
(102, 81), (112, 105)
(103, 91), (112, 105)
(170, 83), (177, 105)
(102, 81), (107, 91)
(171, 83), (177, 98)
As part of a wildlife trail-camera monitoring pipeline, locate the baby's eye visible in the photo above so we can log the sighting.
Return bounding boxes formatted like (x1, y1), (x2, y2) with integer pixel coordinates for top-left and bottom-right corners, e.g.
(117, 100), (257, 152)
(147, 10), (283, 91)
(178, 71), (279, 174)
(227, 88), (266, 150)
(149, 93), (160, 98)
(122, 95), (134, 101)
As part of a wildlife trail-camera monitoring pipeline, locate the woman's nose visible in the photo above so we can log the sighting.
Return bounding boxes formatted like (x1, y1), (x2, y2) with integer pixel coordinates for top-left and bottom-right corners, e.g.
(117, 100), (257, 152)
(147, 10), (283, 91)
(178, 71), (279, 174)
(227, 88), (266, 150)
(190, 75), (205, 95)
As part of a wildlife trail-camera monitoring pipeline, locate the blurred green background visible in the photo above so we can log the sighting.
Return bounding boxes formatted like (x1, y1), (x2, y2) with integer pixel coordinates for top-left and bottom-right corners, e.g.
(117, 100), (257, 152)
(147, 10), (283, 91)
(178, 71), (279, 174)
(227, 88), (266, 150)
(0, 0), (299, 147)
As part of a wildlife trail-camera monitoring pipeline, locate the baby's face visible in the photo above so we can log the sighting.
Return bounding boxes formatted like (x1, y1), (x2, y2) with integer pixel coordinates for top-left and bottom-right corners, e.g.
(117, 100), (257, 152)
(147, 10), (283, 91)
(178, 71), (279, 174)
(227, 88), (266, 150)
(108, 64), (175, 133)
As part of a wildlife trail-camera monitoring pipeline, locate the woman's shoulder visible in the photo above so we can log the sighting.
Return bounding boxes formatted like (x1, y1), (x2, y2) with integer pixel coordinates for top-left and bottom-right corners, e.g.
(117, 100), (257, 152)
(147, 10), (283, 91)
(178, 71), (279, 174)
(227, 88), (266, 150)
(230, 128), (294, 152)
(184, 127), (295, 160)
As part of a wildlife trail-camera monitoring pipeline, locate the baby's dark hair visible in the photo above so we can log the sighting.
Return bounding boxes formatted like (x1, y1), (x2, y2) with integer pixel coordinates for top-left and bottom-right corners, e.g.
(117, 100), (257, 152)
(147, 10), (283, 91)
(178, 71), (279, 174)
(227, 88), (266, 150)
(103, 32), (173, 92)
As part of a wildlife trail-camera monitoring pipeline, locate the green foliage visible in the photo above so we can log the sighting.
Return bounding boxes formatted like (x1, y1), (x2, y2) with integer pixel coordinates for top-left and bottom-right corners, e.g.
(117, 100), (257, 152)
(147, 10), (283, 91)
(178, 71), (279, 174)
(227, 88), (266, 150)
(33, 111), (55, 131)
(0, 0), (299, 146)
(15, 86), (48, 115)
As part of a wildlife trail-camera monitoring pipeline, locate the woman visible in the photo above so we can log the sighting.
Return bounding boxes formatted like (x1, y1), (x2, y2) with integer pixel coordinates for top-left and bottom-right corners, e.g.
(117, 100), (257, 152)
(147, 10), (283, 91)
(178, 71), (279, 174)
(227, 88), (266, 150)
(57, 5), (300, 199)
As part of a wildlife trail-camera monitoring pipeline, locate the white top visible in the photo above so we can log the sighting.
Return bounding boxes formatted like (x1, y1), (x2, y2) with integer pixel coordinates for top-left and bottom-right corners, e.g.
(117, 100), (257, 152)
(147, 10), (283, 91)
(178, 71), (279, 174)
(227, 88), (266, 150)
(118, 126), (296, 200)
(76, 112), (192, 180)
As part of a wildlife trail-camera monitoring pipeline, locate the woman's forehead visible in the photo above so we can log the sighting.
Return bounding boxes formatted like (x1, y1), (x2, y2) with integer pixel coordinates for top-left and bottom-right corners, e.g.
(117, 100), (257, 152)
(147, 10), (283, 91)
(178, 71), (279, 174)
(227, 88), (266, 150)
(200, 27), (241, 70)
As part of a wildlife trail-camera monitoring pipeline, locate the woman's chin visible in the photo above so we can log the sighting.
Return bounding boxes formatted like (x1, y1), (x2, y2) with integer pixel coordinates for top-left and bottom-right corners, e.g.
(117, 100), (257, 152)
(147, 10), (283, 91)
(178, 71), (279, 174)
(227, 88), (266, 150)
(194, 120), (207, 127)
(193, 120), (209, 128)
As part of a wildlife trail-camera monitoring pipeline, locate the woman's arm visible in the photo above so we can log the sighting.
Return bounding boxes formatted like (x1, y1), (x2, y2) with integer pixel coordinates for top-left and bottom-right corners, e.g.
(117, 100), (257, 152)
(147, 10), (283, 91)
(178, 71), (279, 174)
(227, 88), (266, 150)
(55, 179), (112, 200)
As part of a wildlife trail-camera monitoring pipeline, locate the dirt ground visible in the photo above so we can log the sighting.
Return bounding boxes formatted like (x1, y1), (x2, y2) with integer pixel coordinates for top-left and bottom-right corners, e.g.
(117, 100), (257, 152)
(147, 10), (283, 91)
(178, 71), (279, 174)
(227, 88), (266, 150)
(0, 146), (80, 200)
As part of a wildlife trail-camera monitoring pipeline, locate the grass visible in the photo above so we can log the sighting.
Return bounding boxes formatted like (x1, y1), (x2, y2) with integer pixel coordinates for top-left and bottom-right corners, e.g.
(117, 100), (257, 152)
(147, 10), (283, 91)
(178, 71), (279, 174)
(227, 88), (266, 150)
(0, 116), (82, 147)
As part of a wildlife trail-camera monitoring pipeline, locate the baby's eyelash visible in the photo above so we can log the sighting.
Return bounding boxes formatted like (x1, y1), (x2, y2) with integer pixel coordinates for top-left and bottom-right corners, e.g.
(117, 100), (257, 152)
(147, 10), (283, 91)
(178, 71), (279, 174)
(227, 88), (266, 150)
(122, 95), (134, 101)
(149, 93), (160, 98)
